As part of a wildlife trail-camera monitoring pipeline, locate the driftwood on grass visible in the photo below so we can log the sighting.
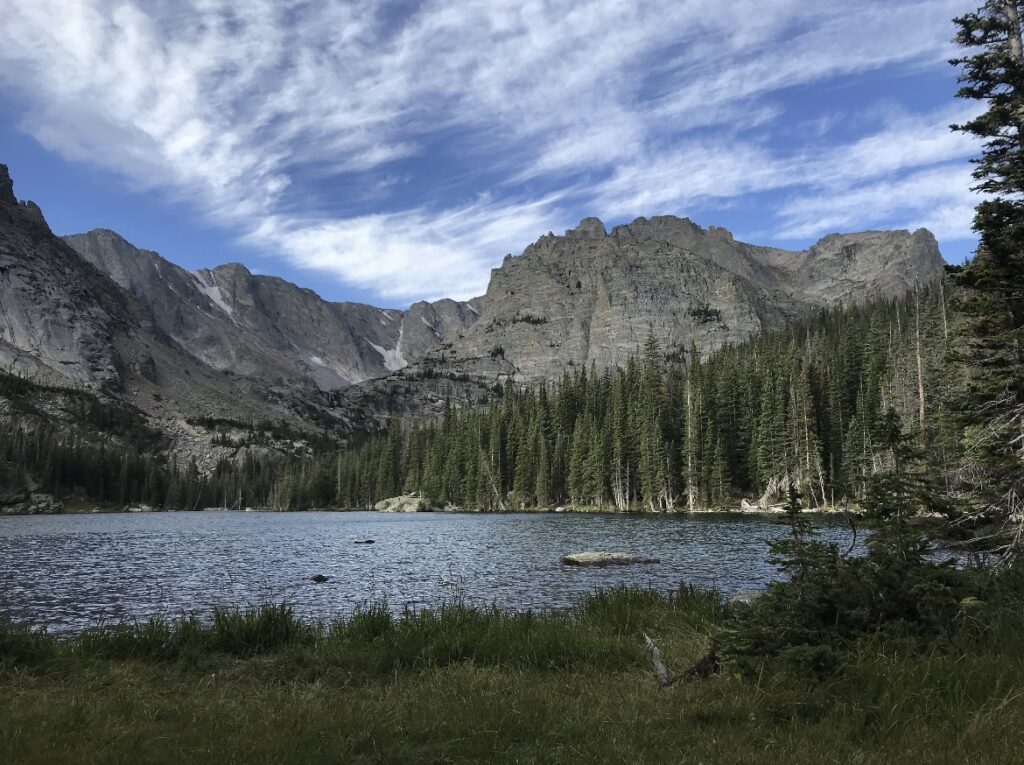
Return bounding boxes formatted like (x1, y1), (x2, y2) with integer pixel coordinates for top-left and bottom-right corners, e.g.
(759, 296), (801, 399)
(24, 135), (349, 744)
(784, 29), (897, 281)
(643, 633), (719, 687)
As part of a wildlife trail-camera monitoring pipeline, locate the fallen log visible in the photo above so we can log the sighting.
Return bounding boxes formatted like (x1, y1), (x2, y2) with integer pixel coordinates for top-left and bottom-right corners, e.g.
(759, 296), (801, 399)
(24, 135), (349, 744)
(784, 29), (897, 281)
(643, 633), (719, 687)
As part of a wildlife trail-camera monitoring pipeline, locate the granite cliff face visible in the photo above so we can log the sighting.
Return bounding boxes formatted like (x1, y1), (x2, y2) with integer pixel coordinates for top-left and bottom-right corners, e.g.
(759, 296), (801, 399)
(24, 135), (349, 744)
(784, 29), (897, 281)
(376, 216), (946, 389)
(0, 169), (124, 390)
(0, 165), (352, 454)
(64, 229), (480, 390)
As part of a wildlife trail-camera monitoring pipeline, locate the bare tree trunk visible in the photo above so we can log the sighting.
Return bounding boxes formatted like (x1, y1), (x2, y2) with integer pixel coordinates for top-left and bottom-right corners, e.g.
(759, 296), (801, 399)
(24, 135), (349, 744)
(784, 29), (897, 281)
(686, 377), (696, 512)
(479, 444), (508, 512)
(643, 634), (720, 687)
(644, 633), (674, 687)
(915, 290), (927, 443)
(1006, 1), (1023, 61)
(939, 280), (949, 342)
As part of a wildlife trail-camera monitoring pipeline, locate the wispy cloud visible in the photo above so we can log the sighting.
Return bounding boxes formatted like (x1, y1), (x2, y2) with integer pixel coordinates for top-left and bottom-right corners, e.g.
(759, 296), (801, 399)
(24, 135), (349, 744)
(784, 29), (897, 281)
(0, 0), (979, 302)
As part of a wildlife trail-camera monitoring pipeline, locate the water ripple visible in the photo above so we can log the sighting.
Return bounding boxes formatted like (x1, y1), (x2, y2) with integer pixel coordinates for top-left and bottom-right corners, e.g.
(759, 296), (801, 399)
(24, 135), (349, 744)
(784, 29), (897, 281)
(0, 511), (858, 632)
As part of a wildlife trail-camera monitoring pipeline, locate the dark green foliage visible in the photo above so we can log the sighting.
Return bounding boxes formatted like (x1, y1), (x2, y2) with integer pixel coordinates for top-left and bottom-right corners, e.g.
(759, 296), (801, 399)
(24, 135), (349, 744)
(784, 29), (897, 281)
(950, 1), (1024, 546)
(0, 284), (964, 513)
(722, 416), (977, 676)
(325, 287), (957, 511)
(688, 304), (722, 324)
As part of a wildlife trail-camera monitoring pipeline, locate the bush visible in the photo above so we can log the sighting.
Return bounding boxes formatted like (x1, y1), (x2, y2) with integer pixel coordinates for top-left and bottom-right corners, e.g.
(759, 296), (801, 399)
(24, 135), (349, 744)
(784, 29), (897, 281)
(720, 434), (985, 677)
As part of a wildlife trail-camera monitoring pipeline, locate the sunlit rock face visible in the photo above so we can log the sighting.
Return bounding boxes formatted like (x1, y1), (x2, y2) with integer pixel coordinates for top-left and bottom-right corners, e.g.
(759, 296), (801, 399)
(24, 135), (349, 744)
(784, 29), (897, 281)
(63, 229), (481, 391)
(0, 160), (946, 438)
(403, 215), (945, 385)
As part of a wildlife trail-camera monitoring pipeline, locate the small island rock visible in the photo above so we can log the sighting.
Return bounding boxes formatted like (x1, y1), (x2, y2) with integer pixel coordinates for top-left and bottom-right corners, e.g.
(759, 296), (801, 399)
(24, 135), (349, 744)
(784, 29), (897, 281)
(560, 551), (660, 567)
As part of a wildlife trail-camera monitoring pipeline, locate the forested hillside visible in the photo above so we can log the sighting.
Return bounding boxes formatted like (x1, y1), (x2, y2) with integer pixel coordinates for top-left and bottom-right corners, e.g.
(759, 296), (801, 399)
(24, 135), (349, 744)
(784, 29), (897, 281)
(325, 282), (958, 512)
(0, 281), (957, 512)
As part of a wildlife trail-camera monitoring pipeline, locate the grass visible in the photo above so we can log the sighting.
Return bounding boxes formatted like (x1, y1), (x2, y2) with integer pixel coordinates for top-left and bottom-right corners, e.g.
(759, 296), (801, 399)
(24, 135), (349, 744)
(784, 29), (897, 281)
(1, 585), (1022, 763)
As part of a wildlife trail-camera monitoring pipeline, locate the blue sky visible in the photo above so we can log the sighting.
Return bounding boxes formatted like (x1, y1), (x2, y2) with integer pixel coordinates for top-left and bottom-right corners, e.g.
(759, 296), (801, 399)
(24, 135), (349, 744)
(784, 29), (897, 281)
(0, 0), (981, 307)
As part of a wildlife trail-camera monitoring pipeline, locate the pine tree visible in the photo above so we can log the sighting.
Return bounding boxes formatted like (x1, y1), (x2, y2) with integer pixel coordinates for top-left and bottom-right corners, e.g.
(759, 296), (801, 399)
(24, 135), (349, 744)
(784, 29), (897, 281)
(951, 2), (1024, 545)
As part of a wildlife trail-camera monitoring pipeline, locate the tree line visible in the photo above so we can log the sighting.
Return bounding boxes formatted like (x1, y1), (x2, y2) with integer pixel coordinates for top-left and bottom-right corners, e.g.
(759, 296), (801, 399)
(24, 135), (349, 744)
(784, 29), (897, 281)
(328, 284), (957, 512)
(0, 282), (959, 514)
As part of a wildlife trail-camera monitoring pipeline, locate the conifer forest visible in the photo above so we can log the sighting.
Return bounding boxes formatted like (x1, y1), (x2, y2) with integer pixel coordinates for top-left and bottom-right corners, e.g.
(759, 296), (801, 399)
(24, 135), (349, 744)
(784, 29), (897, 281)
(0, 282), (973, 515)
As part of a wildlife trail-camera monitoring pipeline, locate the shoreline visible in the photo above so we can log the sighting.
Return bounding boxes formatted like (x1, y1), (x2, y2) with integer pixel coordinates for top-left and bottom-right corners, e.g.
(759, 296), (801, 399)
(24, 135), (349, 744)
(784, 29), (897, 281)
(0, 502), (878, 518)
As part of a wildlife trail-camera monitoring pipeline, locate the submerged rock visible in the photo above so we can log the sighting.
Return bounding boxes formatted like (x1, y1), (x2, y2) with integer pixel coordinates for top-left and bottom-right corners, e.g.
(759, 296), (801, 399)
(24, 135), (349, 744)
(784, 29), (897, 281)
(560, 551), (660, 567)
(309, 574), (330, 583)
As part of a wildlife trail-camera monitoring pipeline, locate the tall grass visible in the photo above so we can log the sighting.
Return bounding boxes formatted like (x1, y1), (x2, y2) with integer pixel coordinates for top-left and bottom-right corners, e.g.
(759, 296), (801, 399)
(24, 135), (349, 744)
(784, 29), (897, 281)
(2, 584), (1023, 763)
(0, 585), (718, 673)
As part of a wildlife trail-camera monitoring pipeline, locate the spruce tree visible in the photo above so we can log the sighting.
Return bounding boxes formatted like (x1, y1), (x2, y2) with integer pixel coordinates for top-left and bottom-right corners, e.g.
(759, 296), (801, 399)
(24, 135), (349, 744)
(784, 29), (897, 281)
(951, 1), (1024, 544)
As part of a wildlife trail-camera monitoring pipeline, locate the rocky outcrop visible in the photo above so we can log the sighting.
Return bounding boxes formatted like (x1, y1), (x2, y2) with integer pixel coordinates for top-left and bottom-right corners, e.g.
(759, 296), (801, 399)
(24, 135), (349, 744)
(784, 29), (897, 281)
(405, 216), (945, 386)
(373, 494), (434, 513)
(0, 162), (948, 449)
(0, 164), (351, 446)
(326, 216), (945, 426)
(0, 483), (62, 515)
(64, 230), (480, 390)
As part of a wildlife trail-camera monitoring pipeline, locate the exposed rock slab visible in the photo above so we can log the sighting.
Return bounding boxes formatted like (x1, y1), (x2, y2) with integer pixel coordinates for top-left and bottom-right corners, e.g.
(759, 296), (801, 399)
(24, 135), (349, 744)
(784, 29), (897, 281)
(560, 551), (660, 566)
(0, 492), (62, 516)
(374, 494), (433, 513)
(410, 216), (946, 386)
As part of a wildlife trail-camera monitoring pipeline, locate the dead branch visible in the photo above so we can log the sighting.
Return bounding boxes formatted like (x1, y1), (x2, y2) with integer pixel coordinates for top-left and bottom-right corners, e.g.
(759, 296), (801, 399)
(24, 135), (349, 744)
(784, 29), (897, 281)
(643, 633), (673, 687)
(841, 497), (858, 559)
(643, 633), (719, 688)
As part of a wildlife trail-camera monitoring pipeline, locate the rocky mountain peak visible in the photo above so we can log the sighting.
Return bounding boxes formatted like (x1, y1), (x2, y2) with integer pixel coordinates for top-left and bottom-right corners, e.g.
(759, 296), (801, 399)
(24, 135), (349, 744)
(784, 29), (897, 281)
(0, 165), (49, 231)
(610, 215), (707, 246)
(0, 164), (15, 206)
(566, 217), (607, 239)
(211, 262), (253, 278)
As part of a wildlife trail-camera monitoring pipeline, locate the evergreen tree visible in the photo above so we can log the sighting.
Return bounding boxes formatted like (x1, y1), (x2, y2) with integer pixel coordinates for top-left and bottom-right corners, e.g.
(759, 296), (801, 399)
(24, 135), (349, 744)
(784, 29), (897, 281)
(951, 1), (1024, 544)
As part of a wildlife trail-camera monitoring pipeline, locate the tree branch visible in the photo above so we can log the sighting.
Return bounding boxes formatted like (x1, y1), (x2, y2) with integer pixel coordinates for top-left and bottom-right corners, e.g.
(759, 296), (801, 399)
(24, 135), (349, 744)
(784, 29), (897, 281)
(643, 634), (720, 687)
(643, 633), (674, 687)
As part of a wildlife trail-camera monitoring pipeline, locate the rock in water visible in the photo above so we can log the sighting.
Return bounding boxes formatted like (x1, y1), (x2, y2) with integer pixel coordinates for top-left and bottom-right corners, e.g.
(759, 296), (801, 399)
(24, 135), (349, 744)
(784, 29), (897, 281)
(309, 574), (330, 583)
(560, 551), (660, 567)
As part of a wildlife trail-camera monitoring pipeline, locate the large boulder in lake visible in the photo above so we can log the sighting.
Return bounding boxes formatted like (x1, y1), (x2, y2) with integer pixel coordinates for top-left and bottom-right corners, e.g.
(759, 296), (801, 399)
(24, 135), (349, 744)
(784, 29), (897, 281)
(560, 551), (660, 567)
(374, 494), (432, 513)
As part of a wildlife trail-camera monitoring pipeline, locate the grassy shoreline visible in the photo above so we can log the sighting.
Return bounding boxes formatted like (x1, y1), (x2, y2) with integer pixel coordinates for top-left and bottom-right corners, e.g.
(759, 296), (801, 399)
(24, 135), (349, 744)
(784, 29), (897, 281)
(3, 586), (1023, 763)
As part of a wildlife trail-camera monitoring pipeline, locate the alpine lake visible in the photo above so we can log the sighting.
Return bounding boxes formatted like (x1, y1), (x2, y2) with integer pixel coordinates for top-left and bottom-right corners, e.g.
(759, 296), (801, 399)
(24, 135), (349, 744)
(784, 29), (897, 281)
(0, 510), (859, 632)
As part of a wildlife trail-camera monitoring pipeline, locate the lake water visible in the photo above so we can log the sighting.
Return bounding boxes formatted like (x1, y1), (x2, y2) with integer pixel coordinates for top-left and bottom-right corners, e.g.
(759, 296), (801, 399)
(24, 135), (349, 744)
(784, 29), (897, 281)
(0, 511), (858, 632)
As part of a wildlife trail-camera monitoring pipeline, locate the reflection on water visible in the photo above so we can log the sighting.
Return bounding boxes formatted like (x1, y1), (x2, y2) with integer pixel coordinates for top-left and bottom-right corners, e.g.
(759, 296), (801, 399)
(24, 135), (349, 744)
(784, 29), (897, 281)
(0, 511), (858, 632)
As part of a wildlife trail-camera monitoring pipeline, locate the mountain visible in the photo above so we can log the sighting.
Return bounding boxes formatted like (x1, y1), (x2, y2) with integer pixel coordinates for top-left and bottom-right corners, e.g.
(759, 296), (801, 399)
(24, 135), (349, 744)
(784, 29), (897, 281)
(0, 162), (946, 445)
(0, 165), (360, 467)
(331, 216), (945, 423)
(63, 229), (481, 391)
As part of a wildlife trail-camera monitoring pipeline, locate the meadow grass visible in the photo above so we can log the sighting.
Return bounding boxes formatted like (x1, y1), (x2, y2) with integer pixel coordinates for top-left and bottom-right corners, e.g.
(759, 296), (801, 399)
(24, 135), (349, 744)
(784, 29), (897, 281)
(1, 585), (1022, 764)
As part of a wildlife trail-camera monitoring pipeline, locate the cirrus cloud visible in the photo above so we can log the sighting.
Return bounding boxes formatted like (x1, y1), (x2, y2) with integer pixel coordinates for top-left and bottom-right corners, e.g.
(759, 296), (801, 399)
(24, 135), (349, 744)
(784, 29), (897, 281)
(0, 0), (980, 302)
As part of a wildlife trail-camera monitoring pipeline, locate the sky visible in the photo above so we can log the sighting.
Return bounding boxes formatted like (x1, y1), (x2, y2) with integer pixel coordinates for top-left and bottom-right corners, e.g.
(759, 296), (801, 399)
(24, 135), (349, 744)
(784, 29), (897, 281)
(0, 0), (983, 307)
